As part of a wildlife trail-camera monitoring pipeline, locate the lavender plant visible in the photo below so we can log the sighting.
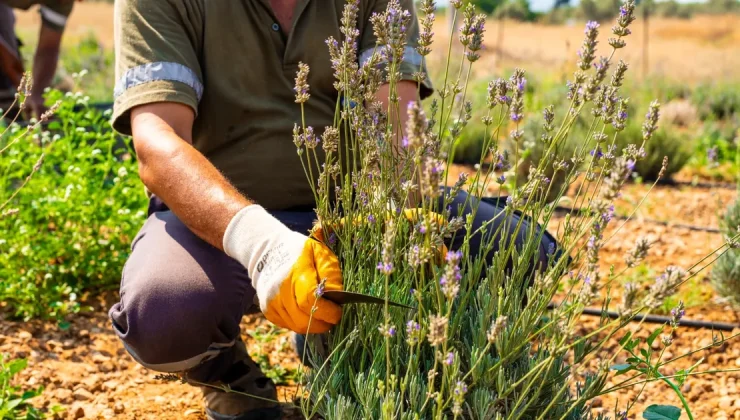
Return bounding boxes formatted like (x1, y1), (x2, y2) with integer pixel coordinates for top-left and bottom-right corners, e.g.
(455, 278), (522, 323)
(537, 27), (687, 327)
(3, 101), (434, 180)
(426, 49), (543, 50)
(285, 1), (738, 419)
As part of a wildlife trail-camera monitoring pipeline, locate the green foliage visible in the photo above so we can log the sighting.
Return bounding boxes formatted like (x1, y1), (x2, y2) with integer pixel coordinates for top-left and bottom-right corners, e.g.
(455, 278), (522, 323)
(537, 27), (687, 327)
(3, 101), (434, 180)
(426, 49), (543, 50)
(613, 118), (691, 181)
(692, 82), (740, 121)
(18, 32), (114, 103)
(578, 0), (623, 22)
(643, 405), (682, 420)
(0, 89), (147, 320)
(0, 355), (45, 419)
(711, 195), (740, 308)
(496, 0), (537, 21)
(469, 0), (506, 15)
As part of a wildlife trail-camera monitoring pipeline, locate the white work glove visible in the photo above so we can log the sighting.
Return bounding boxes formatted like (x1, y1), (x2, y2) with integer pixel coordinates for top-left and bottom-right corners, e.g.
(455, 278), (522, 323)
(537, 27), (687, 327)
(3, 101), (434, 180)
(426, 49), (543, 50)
(223, 205), (343, 333)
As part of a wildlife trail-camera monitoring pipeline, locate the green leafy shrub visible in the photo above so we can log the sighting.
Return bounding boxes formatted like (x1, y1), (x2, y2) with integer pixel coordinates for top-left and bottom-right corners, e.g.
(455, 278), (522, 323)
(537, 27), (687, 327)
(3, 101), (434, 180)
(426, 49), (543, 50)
(613, 117), (691, 180)
(0, 90), (147, 320)
(711, 195), (740, 308)
(578, 0), (622, 21)
(508, 107), (580, 202)
(0, 355), (46, 419)
(692, 83), (740, 121)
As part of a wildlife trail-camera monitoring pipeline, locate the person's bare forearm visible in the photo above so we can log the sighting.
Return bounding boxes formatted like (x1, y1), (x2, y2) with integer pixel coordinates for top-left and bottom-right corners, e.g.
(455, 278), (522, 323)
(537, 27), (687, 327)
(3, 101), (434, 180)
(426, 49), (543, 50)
(31, 25), (62, 99)
(131, 106), (251, 249)
(375, 80), (420, 206)
(375, 80), (417, 151)
(31, 48), (58, 97)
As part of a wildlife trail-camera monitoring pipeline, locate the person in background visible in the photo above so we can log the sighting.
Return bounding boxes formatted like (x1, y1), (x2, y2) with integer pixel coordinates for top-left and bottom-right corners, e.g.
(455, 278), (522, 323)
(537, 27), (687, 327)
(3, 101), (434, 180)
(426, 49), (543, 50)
(0, 0), (76, 117)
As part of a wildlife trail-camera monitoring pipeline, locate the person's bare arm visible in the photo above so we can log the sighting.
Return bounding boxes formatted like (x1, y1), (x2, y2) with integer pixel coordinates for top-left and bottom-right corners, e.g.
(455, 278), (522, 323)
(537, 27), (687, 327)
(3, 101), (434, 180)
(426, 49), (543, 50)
(131, 102), (252, 249)
(375, 80), (418, 152)
(28, 24), (63, 115)
(375, 80), (421, 206)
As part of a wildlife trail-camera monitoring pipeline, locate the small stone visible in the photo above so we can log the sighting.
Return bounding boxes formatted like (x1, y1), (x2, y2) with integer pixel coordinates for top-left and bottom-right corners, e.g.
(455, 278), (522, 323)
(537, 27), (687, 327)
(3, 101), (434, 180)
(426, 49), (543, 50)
(91, 353), (110, 364)
(720, 396), (734, 410)
(78, 329), (90, 338)
(99, 361), (115, 373)
(682, 383), (691, 393)
(79, 376), (101, 393)
(72, 405), (85, 419)
(102, 380), (119, 391)
(154, 396), (166, 404)
(17, 330), (32, 340)
(735, 357), (740, 367)
(184, 409), (201, 417)
(55, 388), (73, 404)
(46, 340), (62, 351)
(73, 388), (94, 401)
(591, 397), (603, 408)
(114, 402), (124, 414)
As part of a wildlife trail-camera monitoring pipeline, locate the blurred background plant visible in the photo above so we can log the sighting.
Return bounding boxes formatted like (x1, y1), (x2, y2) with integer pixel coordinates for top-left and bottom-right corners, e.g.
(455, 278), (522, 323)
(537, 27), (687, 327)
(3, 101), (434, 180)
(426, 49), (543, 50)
(0, 80), (146, 322)
(711, 193), (740, 309)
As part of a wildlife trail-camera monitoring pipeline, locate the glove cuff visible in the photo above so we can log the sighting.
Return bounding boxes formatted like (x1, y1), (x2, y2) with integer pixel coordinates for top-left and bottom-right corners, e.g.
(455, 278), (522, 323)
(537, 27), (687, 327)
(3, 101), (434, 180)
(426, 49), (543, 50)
(223, 205), (296, 286)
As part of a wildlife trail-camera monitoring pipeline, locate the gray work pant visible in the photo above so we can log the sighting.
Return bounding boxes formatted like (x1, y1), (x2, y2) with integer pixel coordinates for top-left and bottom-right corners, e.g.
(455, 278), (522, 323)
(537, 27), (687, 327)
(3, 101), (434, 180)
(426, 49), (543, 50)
(108, 191), (558, 384)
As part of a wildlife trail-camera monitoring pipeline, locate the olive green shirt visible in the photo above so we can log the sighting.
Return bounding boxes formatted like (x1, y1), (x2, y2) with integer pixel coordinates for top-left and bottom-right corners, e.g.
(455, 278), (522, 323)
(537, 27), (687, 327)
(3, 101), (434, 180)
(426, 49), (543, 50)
(112, 0), (432, 210)
(2, 0), (73, 32)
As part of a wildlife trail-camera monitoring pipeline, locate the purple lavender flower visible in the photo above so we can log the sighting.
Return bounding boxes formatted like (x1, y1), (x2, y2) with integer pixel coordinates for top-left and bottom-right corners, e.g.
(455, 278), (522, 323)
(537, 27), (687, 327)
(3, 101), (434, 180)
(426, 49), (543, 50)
(445, 352), (454, 366)
(315, 282), (326, 297)
(707, 146), (719, 165)
(377, 262), (394, 275)
(368, 214), (376, 224)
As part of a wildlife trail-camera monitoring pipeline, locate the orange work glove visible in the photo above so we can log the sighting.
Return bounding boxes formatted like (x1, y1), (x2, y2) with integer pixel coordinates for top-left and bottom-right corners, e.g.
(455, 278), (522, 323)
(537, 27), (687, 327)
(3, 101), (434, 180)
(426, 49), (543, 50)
(223, 205), (343, 334)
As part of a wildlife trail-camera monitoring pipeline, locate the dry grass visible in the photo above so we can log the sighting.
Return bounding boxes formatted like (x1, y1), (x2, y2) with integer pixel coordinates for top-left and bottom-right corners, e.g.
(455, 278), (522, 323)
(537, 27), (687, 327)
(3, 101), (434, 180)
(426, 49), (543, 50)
(428, 13), (740, 83)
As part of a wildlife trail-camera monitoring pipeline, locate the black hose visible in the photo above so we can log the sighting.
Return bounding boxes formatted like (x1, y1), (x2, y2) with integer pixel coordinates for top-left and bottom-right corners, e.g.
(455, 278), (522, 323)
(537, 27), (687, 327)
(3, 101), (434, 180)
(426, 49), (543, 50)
(553, 205), (722, 234)
(548, 302), (738, 331)
(656, 178), (738, 192)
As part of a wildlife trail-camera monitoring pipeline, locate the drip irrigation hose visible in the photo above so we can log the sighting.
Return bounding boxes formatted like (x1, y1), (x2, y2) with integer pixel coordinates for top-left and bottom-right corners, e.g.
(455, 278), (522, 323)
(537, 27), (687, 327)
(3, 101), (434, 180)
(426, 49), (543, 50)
(656, 178), (738, 192)
(548, 302), (738, 331)
(553, 206), (722, 234)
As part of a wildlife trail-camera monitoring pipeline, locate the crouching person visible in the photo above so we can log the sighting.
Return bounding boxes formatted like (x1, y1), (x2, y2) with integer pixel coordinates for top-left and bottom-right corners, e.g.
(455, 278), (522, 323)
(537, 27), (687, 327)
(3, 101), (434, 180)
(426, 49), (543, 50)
(107, 1), (559, 419)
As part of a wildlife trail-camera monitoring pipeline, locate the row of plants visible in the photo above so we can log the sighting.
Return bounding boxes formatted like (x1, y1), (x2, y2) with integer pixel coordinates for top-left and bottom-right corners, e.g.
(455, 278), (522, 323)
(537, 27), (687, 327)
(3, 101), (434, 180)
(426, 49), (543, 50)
(450, 72), (739, 184)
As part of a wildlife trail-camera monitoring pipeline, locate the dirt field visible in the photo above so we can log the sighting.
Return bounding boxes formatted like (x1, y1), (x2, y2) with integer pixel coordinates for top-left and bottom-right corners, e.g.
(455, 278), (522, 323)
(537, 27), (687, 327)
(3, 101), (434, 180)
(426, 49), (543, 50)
(13, 3), (740, 82)
(1, 170), (738, 420)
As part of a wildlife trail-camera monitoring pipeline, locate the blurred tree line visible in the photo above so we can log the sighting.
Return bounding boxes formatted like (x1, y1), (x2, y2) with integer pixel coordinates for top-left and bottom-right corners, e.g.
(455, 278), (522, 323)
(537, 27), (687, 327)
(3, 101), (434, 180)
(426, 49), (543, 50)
(467, 0), (740, 22)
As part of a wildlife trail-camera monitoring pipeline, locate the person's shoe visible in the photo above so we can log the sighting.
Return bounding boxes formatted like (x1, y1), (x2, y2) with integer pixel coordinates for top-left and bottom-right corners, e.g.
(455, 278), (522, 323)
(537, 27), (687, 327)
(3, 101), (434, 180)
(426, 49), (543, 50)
(198, 340), (282, 420)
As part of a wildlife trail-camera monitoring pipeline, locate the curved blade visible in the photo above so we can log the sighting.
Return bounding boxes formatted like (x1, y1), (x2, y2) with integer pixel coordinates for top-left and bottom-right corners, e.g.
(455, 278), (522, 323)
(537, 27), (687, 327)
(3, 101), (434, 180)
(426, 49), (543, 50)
(322, 290), (415, 310)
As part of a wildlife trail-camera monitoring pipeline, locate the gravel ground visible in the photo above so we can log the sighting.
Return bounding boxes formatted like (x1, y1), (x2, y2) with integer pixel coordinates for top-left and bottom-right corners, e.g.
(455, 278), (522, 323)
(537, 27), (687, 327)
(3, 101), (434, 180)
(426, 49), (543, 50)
(1, 176), (737, 420)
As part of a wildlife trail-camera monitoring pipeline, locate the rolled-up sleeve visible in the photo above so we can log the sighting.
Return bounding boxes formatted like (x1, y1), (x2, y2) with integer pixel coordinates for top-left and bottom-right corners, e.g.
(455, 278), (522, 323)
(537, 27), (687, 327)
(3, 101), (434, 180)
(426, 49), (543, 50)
(111, 0), (204, 135)
(39, 0), (72, 32)
(359, 0), (433, 99)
